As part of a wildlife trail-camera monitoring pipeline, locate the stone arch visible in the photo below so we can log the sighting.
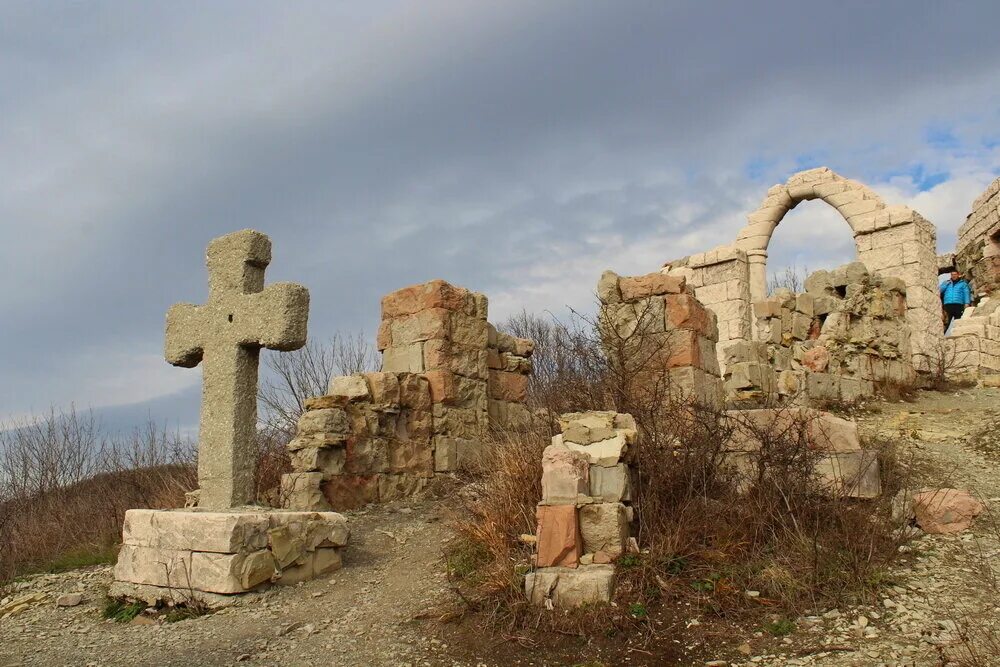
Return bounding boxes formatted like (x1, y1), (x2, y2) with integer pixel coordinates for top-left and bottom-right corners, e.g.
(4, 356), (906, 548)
(734, 167), (942, 370)
(735, 167), (887, 302)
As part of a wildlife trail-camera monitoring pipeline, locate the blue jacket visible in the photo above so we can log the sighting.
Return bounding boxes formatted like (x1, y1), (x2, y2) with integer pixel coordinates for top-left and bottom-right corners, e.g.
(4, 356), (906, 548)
(940, 279), (971, 305)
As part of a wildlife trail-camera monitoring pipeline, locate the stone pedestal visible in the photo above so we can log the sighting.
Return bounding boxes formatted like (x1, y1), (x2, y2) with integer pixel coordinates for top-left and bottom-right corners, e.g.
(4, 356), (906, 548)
(111, 508), (349, 606)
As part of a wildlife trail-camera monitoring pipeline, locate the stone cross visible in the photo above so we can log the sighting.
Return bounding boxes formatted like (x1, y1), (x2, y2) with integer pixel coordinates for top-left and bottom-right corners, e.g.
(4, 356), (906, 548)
(165, 230), (309, 509)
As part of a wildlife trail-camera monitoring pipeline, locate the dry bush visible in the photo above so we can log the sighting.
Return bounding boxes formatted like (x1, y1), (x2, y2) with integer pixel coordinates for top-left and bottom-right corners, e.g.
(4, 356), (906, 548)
(456, 302), (905, 639)
(767, 264), (809, 296)
(259, 332), (379, 438)
(0, 409), (195, 583)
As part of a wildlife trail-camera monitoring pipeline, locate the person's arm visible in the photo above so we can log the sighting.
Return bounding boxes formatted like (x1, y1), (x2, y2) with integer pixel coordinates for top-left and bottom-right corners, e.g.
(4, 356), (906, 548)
(964, 281), (972, 305)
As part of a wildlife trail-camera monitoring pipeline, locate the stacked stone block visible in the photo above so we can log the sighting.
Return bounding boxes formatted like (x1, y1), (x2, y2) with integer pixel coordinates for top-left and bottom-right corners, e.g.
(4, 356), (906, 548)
(661, 245), (752, 373)
(725, 408), (881, 498)
(284, 280), (533, 511)
(598, 270), (724, 409)
(947, 301), (1000, 382)
(526, 411), (636, 607)
(956, 176), (1000, 299)
(728, 262), (914, 404)
(111, 508), (349, 605)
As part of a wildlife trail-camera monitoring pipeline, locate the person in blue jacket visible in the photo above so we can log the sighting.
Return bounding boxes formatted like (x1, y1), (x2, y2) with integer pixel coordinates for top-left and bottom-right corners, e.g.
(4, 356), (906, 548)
(940, 270), (972, 332)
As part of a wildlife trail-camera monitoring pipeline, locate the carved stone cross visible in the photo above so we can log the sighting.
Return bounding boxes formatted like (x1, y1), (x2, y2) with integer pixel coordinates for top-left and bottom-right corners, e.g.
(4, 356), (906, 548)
(165, 230), (309, 509)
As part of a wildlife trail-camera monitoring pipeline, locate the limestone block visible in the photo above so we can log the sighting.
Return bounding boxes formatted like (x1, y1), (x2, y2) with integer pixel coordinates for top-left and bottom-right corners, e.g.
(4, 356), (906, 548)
(114, 545), (275, 594)
(378, 473), (429, 501)
(618, 272), (686, 301)
(564, 432), (628, 467)
(597, 270), (622, 304)
(290, 445), (345, 475)
(559, 411), (616, 431)
(804, 270), (833, 295)
(801, 346), (830, 372)
(423, 339), (488, 379)
(381, 343), (425, 373)
(121, 509), (270, 553)
(589, 464), (631, 502)
(449, 312), (489, 347)
(389, 309), (450, 345)
(321, 475), (379, 511)
(327, 375), (370, 401)
(815, 450), (881, 498)
(525, 565), (615, 607)
(274, 548), (344, 586)
(542, 444), (590, 503)
(579, 503), (628, 556)
(488, 370), (528, 402)
(381, 279), (475, 318)
(281, 472), (332, 511)
(297, 408), (350, 436)
(535, 504), (581, 568)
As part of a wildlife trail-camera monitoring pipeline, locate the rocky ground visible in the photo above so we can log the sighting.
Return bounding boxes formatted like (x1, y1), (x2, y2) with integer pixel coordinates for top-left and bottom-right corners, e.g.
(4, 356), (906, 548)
(2, 387), (999, 667)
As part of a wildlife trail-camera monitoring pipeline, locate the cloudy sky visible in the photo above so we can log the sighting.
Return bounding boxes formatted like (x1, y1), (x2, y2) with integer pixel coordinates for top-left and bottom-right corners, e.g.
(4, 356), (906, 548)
(2, 0), (999, 431)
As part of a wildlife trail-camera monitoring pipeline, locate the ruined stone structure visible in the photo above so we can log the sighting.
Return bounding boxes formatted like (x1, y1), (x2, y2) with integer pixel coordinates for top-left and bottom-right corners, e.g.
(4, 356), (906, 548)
(664, 167), (941, 377)
(282, 280), (534, 511)
(114, 230), (350, 605)
(597, 270), (724, 409)
(727, 262), (915, 403)
(526, 411), (637, 607)
(946, 177), (1000, 382)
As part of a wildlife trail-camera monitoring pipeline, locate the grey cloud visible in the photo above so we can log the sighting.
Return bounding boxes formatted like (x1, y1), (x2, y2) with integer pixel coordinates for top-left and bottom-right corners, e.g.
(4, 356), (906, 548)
(2, 0), (1000, 425)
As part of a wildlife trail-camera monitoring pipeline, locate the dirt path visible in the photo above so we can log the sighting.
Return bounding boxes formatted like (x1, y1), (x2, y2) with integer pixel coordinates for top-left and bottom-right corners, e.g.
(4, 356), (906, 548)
(3, 388), (1000, 667)
(1, 502), (467, 667)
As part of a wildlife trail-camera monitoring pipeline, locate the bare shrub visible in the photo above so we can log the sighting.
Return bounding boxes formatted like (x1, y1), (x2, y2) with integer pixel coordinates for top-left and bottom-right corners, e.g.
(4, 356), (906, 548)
(259, 332), (378, 438)
(767, 264), (809, 296)
(454, 303), (904, 639)
(0, 409), (195, 583)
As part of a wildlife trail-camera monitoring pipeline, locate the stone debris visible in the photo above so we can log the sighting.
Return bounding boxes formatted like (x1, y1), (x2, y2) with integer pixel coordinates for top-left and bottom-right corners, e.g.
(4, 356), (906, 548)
(55, 593), (82, 607)
(528, 411), (636, 607)
(283, 279), (534, 511)
(725, 407), (881, 498)
(911, 488), (984, 534)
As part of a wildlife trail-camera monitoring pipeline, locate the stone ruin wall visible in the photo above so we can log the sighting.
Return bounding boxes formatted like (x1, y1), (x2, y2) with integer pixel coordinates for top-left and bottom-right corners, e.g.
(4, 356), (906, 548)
(956, 176), (1000, 299)
(664, 167), (941, 378)
(727, 262), (915, 404)
(946, 177), (1000, 383)
(596, 269), (724, 408)
(282, 280), (534, 511)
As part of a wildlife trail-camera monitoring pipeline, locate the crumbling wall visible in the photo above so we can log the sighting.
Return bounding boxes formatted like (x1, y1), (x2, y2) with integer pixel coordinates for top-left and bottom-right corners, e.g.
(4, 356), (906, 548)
(730, 167), (940, 372)
(726, 262), (915, 403)
(955, 176), (1000, 299)
(283, 280), (533, 511)
(597, 270), (724, 408)
(661, 245), (751, 373)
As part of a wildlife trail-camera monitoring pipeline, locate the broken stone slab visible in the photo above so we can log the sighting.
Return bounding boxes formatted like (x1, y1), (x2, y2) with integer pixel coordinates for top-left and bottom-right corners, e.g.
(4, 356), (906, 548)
(541, 443), (590, 503)
(524, 564), (615, 607)
(579, 502), (628, 556)
(114, 545), (276, 594)
(912, 488), (984, 534)
(535, 504), (581, 568)
(109, 581), (242, 608)
(726, 408), (861, 454)
(327, 375), (370, 401)
(121, 508), (348, 553)
(558, 432), (628, 467)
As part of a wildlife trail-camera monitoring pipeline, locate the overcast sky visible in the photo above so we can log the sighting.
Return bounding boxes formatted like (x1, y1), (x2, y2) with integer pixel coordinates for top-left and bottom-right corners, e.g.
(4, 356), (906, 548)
(2, 1), (999, 431)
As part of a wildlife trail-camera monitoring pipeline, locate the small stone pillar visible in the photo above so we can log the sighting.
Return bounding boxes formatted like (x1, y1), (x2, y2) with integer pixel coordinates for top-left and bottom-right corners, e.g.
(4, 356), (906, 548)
(525, 411), (637, 608)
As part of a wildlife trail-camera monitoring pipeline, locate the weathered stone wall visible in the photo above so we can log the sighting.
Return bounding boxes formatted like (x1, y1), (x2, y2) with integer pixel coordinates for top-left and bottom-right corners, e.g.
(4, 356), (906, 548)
(956, 177), (1000, 299)
(597, 270), (724, 409)
(283, 280), (534, 511)
(730, 167), (940, 372)
(661, 245), (751, 372)
(526, 411), (636, 607)
(727, 263), (915, 404)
